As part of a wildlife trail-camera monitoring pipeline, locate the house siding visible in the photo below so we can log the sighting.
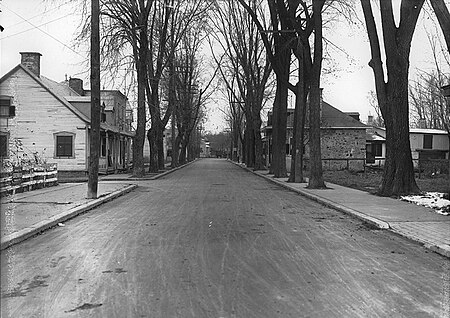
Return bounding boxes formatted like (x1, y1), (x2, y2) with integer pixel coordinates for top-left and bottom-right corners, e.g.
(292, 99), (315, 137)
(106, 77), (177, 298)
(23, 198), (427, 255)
(0, 68), (87, 171)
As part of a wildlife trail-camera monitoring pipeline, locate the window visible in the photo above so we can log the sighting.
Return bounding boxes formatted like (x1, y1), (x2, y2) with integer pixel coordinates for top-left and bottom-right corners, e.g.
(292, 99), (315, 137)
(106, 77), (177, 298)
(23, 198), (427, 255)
(373, 143), (382, 157)
(54, 133), (75, 158)
(423, 134), (433, 149)
(0, 134), (8, 158)
(0, 96), (15, 118)
(101, 134), (107, 157)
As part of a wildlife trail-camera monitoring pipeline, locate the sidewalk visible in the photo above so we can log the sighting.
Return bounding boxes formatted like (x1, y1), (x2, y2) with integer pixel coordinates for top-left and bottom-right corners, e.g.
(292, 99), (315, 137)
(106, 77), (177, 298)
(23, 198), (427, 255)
(0, 161), (194, 250)
(236, 163), (450, 258)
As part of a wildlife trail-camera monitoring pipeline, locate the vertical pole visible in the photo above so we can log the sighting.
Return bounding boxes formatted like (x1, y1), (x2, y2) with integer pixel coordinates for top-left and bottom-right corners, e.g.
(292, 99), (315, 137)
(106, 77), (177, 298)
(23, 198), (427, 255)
(87, 0), (100, 199)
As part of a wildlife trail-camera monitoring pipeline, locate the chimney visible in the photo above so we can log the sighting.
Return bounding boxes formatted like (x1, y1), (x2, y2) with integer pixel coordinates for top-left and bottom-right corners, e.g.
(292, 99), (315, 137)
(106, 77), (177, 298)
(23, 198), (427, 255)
(367, 115), (374, 126)
(68, 77), (84, 96)
(20, 52), (42, 77)
(345, 112), (360, 122)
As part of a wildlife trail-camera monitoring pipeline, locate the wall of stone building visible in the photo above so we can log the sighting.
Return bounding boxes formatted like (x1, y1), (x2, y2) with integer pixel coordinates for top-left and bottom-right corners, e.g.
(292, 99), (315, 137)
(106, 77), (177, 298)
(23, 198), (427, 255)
(301, 129), (366, 171)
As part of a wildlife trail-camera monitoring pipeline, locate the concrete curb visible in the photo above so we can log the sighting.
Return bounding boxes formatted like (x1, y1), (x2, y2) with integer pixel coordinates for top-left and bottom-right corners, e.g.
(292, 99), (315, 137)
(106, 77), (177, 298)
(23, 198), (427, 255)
(100, 159), (198, 181)
(232, 161), (450, 258)
(231, 161), (394, 228)
(261, 174), (390, 229)
(0, 184), (138, 250)
(149, 159), (198, 180)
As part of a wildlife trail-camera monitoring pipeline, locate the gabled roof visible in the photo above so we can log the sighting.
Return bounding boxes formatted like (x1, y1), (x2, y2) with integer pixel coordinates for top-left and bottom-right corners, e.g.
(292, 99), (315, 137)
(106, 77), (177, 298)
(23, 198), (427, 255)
(321, 101), (368, 129)
(0, 64), (90, 123)
(265, 101), (368, 130)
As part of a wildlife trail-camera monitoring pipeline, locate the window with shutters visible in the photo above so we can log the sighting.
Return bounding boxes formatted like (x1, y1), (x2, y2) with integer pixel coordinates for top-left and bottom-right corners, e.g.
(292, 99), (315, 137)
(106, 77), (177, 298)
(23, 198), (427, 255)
(0, 96), (15, 118)
(54, 132), (75, 158)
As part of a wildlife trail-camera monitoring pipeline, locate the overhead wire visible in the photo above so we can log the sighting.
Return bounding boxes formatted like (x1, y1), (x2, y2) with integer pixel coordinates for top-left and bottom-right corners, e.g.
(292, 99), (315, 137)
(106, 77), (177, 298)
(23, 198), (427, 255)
(3, 0), (74, 29)
(0, 3), (86, 59)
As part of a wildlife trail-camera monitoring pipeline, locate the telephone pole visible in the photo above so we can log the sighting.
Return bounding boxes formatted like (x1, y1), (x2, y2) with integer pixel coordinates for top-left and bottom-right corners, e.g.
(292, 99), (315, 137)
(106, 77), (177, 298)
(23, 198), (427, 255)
(87, 0), (101, 199)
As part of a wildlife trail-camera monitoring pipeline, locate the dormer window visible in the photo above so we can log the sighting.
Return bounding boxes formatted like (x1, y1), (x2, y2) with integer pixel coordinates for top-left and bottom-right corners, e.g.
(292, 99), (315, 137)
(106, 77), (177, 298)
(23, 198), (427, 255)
(0, 96), (15, 118)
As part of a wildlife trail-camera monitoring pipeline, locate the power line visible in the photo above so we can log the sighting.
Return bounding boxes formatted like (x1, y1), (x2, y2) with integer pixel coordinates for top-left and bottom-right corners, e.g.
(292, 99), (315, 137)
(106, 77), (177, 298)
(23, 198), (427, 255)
(0, 3), (85, 59)
(2, 0), (74, 29)
(0, 14), (72, 40)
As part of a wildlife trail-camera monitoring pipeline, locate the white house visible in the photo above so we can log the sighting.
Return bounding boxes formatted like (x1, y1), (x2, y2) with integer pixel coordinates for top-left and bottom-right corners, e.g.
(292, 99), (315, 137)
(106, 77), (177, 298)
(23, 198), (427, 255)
(0, 52), (134, 174)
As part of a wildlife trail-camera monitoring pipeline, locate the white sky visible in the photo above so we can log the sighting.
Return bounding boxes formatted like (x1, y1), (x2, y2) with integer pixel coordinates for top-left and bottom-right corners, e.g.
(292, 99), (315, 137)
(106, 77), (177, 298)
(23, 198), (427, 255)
(1, 0), (448, 132)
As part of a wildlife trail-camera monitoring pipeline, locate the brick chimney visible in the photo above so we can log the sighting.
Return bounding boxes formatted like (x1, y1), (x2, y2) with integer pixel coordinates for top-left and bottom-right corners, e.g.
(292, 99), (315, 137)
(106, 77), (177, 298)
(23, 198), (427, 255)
(68, 77), (84, 96)
(20, 52), (42, 77)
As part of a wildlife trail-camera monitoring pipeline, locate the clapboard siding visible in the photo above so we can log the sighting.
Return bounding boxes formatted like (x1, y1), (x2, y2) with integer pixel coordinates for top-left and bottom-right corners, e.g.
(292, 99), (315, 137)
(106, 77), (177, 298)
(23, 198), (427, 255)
(0, 68), (88, 171)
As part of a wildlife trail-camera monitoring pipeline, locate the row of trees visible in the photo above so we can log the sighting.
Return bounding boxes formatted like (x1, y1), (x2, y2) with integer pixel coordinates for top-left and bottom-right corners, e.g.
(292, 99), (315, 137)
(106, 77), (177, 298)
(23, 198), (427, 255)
(76, 0), (448, 196)
(76, 0), (216, 177)
(212, 0), (449, 196)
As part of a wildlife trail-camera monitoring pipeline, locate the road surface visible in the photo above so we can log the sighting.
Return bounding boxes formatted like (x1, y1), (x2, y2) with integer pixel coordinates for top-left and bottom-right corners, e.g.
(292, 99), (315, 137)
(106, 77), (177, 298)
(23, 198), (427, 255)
(1, 159), (448, 317)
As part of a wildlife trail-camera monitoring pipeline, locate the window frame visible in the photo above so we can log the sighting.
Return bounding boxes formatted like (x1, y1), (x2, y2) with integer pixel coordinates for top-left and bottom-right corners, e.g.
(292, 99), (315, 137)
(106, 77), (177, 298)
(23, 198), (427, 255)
(0, 132), (9, 158)
(423, 134), (433, 149)
(54, 132), (75, 159)
(0, 96), (15, 118)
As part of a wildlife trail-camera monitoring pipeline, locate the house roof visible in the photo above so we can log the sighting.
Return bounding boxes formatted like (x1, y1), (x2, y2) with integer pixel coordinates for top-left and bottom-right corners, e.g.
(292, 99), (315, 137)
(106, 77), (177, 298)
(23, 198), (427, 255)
(366, 131), (385, 142)
(320, 101), (368, 129)
(410, 128), (448, 135)
(0, 64), (91, 123)
(1, 63), (134, 137)
(265, 101), (367, 130)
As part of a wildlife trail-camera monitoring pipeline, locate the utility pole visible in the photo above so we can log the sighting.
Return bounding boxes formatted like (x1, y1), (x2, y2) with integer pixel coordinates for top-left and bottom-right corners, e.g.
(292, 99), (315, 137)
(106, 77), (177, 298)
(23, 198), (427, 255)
(87, 0), (101, 199)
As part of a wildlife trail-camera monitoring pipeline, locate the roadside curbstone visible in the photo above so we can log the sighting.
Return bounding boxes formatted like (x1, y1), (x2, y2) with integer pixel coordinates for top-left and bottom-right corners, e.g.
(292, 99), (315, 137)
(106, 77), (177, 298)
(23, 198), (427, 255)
(0, 184), (137, 250)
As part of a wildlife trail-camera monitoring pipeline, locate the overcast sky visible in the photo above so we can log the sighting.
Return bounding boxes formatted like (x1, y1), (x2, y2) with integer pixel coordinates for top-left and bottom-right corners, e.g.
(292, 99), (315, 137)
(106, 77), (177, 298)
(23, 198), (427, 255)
(1, 0), (448, 132)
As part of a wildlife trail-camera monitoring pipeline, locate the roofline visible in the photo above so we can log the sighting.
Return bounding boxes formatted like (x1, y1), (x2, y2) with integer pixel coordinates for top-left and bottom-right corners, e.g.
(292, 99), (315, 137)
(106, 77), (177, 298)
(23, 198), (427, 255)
(1, 64), (91, 123)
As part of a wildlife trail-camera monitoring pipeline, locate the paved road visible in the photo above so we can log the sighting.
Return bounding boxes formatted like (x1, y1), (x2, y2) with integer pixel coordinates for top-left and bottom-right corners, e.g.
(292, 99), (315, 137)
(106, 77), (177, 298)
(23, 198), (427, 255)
(1, 159), (448, 317)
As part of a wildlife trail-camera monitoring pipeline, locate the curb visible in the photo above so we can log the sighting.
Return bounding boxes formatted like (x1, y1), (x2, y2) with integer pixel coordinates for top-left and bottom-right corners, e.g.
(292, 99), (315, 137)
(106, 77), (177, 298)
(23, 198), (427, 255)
(0, 184), (138, 250)
(250, 167), (389, 230)
(232, 161), (450, 258)
(231, 161), (389, 229)
(150, 159), (197, 180)
(100, 159), (197, 181)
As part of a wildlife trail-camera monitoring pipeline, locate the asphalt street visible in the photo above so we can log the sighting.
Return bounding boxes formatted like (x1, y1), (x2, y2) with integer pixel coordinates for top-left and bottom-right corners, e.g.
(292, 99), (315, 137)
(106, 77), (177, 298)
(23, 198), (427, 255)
(0, 159), (447, 317)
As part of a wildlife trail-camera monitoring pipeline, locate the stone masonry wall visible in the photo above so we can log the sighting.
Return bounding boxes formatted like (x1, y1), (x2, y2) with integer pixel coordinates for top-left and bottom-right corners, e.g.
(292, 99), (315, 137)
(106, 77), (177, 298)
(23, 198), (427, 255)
(303, 129), (366, 171)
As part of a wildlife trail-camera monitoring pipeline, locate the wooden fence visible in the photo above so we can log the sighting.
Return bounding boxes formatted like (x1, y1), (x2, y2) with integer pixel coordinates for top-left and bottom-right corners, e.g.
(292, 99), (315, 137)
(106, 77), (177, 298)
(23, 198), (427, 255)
(0, 163), (58, 196)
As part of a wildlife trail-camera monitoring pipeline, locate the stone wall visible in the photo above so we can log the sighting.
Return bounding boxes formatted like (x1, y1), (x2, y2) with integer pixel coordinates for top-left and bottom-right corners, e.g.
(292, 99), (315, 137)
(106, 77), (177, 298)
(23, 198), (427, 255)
(303, 128), (367, 171)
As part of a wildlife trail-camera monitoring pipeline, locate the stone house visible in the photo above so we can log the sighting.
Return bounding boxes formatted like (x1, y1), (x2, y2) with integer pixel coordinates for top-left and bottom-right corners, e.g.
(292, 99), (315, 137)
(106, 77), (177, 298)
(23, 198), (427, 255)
(0, 52), (134, 174)
(263, 101), (368, 171)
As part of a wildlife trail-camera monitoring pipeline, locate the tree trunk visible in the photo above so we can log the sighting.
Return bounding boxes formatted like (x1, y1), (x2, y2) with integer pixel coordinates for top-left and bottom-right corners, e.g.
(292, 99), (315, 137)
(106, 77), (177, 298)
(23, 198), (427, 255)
(289, 44), (308, 183)
(179, 140), (187, 164)
(172, 134), (181, 167)
(253, 112), (264, 171)
(271, 64), (289, 177)
(147, 127), (158, 173)
(360, 0), (422, 196)
(307, 0), (326, 189)
(132, 56), (147, 177)
(379, 71), (420, 196)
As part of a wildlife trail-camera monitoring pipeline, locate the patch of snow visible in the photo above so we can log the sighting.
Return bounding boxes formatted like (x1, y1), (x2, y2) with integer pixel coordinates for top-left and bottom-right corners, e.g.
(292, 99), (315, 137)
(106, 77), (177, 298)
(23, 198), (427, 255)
(401, 192), (450, 216)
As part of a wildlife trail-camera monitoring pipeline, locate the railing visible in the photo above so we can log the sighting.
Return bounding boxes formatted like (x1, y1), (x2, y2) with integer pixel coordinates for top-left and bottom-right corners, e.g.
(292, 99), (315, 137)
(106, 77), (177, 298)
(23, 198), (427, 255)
(0, 163), (58, 196)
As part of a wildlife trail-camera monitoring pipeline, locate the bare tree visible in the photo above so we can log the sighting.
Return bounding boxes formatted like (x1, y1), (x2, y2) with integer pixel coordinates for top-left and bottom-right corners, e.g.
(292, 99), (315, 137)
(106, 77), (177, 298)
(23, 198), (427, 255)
(209, 0), (272, 170)
(429, 0), (450, 53)
(360, 0), (423, 196)
(76, 0), (154, 177)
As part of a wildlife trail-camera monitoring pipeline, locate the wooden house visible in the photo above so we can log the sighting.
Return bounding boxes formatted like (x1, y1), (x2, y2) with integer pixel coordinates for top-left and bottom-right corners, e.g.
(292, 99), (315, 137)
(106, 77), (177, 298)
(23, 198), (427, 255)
(0, 52), (134, 174)
(366, 126), (449, 167)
